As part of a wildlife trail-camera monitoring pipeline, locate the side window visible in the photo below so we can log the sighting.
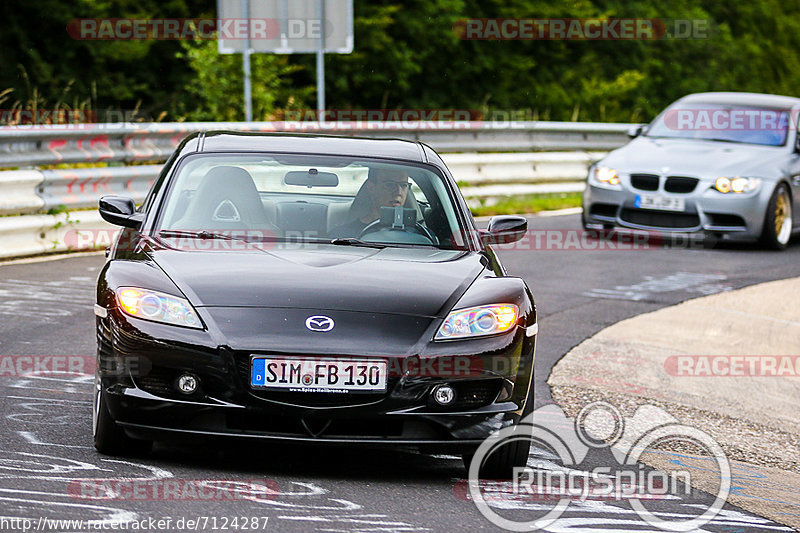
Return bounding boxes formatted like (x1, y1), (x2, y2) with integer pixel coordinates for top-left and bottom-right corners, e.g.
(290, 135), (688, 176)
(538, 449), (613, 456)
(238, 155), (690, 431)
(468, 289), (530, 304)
(411, 179), (428, 204)
(140, 151), (178, 213)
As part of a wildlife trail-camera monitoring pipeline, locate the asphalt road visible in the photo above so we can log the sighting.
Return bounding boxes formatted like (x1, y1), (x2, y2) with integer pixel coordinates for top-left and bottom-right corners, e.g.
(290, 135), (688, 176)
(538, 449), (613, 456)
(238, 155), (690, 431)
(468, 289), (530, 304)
(0, 213), (798, 532)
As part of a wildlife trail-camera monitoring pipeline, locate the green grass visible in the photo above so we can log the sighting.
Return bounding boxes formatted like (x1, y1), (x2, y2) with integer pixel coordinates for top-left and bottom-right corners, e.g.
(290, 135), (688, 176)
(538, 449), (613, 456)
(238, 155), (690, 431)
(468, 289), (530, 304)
(470, 192), (583, 217)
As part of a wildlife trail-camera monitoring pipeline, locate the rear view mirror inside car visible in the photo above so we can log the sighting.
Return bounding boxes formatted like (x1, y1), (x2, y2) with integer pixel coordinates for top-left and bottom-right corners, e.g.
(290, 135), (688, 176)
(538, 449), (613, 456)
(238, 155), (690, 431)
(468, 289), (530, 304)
(284, 169), (339, 187)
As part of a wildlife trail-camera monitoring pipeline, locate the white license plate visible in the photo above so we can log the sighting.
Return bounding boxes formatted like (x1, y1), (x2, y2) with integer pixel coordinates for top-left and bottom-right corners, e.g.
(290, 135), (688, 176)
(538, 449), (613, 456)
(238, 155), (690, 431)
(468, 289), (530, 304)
(251, 357), (387, 393)
(634, 195), (685, 212)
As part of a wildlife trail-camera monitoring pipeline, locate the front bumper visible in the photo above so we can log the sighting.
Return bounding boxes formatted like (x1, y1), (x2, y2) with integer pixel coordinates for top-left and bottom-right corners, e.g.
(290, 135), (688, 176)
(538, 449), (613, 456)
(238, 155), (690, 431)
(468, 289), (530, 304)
(107, 387), (519, 453)
(97, 309), (536, 452)
(583, 180), (771, 241)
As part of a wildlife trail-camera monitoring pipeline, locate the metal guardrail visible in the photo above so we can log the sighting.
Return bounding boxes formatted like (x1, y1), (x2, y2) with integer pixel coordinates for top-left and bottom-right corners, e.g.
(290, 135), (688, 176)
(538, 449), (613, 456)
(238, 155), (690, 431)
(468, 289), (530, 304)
(0, 121), (630, 259)
(0, 153), (604, 216)
(0, 211), (110, 259)
(0, 121), (633, 167)
(38, 166), (159, 212)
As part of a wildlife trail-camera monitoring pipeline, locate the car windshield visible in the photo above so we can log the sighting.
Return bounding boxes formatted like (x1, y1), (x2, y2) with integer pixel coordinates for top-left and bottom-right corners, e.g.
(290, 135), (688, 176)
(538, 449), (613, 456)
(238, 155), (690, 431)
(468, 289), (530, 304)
(157, 153), (469, 250)
(646, 103), (790, 146)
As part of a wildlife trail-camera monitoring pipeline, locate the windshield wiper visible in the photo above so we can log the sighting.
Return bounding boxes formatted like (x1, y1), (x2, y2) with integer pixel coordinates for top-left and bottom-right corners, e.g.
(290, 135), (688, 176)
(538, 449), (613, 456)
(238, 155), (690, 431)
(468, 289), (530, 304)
(329, 238), (386, 249)
(158, 230), (271, 244)
(696, 137), (746, 144)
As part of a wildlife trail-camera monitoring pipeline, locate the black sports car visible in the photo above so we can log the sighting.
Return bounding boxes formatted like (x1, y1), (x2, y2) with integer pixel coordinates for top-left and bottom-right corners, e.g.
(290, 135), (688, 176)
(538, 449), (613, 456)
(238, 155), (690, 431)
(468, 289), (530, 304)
(94, 131), (537, 476)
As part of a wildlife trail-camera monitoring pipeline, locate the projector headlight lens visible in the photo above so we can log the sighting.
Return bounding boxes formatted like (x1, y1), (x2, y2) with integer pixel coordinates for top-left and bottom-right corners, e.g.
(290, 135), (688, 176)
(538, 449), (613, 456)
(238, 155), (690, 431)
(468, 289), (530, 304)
(714, 176), (761, 194)
(592, 166), (621, 188)
(435, 304), (519, 341)
(116, 287), (203, 329)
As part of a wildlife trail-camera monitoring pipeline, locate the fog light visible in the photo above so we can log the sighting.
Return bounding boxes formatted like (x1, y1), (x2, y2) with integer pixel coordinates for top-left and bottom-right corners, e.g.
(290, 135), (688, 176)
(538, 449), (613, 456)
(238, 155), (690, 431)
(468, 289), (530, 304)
(432, 384), (456, 406)
(176, 373), (199, 394)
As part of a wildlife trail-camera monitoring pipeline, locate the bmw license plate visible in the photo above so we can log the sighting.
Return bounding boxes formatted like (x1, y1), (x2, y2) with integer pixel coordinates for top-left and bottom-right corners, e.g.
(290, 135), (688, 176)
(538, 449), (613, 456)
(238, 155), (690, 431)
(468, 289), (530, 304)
(634, 195), (685, 212)
(250, 357), (388, 393)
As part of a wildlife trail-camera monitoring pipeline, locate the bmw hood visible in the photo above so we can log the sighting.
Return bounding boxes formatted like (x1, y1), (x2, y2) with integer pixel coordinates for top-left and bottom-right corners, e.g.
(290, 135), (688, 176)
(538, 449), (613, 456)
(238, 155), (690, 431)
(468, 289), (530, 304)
(150, 245), (486, 318)
(602, 136), (789, 178)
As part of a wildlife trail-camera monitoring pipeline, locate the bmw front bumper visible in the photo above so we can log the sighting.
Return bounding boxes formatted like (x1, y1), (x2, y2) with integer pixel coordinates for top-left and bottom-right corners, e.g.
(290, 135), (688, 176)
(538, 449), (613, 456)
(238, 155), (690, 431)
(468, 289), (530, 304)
(583, 179), (773, 241)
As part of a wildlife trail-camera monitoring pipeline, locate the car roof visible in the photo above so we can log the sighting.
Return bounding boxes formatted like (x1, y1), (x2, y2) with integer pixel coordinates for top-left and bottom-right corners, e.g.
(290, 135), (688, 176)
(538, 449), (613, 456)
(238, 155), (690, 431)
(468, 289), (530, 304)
(675, 92), (800, 110)
(196, 131), (427, 162)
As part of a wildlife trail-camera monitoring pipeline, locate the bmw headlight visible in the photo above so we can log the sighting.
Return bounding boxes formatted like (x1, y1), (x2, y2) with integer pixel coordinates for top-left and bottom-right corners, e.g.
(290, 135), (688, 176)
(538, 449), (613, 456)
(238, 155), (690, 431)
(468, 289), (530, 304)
(435, 304), (519, 341)
(590, 166), (621, 189)
(713, 176), (761, 194)
(116, 287), (203, 329)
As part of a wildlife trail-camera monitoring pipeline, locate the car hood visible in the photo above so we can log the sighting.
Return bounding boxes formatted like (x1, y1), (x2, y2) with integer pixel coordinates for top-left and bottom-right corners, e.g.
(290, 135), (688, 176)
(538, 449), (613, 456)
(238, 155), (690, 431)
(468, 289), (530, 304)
(602, 136), (789, 178)
(150, 245), (486, 318)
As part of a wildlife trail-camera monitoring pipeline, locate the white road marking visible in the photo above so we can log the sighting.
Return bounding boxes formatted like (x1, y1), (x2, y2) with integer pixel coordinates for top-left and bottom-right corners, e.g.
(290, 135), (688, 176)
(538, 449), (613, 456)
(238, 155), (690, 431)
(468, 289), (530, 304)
(18, 431), (92, 449)
(0, 278), (94, 318)
(0, 493), (137, 525)
(584, 272), (730, 301)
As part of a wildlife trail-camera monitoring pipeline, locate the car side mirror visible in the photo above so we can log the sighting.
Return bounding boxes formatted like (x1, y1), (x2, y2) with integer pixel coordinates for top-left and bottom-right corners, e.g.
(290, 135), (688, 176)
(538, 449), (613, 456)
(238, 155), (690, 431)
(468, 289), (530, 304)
(481, 215), (527, 245)
(627, 124), (645, 139)
(99, 195), (144, 228)
(795, 131), (800, 153)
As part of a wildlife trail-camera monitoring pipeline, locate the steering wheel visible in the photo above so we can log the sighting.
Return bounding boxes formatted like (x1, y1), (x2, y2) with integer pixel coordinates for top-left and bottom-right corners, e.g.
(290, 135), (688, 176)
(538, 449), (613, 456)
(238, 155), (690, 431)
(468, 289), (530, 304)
(359, 219), (437, 244)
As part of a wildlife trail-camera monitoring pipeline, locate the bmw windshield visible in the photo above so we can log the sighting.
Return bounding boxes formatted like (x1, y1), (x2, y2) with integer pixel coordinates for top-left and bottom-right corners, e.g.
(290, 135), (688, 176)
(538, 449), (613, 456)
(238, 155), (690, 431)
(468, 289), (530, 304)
(646, 103), (790, 146)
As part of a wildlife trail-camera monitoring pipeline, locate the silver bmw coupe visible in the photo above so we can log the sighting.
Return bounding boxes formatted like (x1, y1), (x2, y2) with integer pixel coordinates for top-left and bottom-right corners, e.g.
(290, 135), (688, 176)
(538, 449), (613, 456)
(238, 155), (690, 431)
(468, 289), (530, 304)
(583, 92), (800, 249)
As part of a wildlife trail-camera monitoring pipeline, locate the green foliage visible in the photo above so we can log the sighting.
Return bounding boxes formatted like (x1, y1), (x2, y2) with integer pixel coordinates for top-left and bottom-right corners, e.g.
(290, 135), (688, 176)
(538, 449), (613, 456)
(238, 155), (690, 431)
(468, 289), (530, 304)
(174, 39), (311, 121)
(470, 193), (583, 217)
(2, 0), (800, 123)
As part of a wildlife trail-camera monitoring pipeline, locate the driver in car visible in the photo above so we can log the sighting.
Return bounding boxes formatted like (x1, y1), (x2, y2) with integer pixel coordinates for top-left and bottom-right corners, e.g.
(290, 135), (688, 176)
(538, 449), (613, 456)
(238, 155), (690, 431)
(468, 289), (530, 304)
(327, 168), (412, 239)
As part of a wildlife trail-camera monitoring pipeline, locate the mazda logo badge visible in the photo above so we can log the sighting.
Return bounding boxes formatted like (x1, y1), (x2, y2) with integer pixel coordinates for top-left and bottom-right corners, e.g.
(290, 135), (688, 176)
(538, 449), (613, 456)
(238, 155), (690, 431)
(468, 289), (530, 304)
(305, 315), (335, 332)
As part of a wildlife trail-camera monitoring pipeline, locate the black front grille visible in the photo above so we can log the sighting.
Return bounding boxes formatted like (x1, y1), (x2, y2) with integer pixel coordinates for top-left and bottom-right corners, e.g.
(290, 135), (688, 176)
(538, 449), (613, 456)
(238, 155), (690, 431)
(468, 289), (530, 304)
(707, 213), (747, 227)
(620, 208), (700, 229)
(250, 389), (388, 407)
(225, 412), (407, 438)
(134, 366), (176, 397)
(589, 203), (618, 218)
(665, 176), (699, 193)
(322, 418), (405, 437)
(630, 174), (659, 191)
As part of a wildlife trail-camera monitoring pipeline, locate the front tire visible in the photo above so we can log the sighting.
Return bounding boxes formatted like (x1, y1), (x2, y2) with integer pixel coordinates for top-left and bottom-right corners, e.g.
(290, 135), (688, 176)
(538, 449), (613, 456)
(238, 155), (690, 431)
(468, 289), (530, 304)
(463, 438), (531, 479)
(463, 396), (533, 479)
(761, 184), (793, 250)
(93, 373), (151, 456)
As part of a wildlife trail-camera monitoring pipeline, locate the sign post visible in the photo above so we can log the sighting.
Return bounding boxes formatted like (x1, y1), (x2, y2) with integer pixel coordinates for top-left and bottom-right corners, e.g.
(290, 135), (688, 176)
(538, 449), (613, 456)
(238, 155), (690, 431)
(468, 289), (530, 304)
(316, 0), (325, 122)
(242, 0), (253, 121)
(217, 0), (354, 122)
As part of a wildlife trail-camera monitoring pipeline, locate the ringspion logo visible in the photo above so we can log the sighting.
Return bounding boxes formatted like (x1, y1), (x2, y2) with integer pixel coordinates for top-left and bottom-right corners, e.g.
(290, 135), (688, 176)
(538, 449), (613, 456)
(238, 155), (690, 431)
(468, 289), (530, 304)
(462, 402), (729, 530)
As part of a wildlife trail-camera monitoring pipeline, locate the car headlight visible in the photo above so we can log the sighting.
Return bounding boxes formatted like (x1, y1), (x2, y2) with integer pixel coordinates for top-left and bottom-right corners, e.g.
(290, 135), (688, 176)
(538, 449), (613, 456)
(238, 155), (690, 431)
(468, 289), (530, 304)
(590, 166), (621, 189)
(435, 304), (519, 341)
(713, 176), (761, 194)
(116, 287), (203, 329)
